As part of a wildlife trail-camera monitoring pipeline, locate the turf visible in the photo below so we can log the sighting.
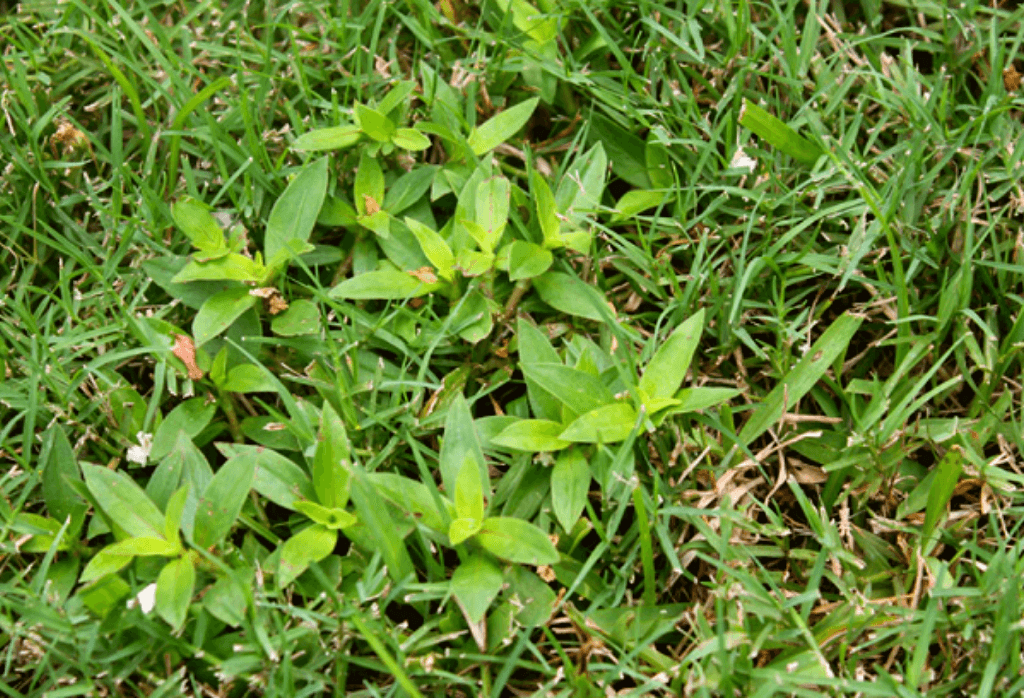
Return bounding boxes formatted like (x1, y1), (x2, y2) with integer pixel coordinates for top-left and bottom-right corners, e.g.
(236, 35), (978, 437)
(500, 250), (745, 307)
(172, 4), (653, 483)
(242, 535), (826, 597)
(2, 0), (1024, 696)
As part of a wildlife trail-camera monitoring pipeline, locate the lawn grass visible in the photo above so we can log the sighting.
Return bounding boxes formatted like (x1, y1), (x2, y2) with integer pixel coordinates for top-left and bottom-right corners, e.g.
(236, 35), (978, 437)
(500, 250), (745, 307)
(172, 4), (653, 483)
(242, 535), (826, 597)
(2, 0), (1024, 696)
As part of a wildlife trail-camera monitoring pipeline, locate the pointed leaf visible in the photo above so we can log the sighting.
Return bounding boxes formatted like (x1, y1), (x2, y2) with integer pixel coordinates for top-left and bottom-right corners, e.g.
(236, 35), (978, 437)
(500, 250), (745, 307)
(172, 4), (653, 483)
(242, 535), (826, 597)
(313, 401), (351, 509)
(739, 312), (862, 445)
(291, 124), (362, 152)
(155, 556), (195, 630)
(551, 447), (590, 532)
(192, 286), (257, 348)
(491, 419), (571, 452)
(476, 517), (559, 565)
(406, 217), (455, 282)
(82, 464), (165, 540)
(277, 523), (338, 587)
(738, 99), (824, 166)
(355, 103), (396, 142)
(438, 395), (489, 502)
(354, 151), (386, 213)
(559, 403), (637, 443)
(533, 271), (609, 322)
(467, 98), (539, 156)
(451, 554), (504, 623)
(508, 240), (553, 280)
(265, 157), (328, 268)
(449, 516), (482, 546)
(638, 309), (705, 403)
(329, 268), (442, 299)
(192, 451), (256, 549)
(455, 456), (486, 522)
(294, 500), (357, 530)
(172, 197), (226, 253)
(521, 363), (615, 418)
(392, 127), (431, 151)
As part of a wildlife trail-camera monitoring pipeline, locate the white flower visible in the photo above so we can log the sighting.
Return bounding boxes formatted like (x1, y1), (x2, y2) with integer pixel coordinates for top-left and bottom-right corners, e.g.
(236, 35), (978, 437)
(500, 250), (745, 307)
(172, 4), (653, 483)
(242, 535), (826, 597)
(730, 146), (757, 173)
(128, 583), (157, 614)
(126, 432), (153, 465)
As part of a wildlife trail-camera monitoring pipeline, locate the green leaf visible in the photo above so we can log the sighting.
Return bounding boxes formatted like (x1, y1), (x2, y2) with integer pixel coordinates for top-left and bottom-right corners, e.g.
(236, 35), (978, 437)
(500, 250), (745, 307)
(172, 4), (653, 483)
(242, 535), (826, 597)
(164, 484), (189, 545)
(455, 248), (493, 277)
(79, 549), (133, 583)
(172, 197), (227, 254)
(250, 445), (317, 511)
(449, 516), (482, 546)
(318, 195), (358, 227)
(505, 566), (556, 628)
(521, 363), (615, 418)
(350, 474), (415, 582)
(638, 309), (705, 403)
(531, 171), (561, 249)
(150, 400), (217, 462)
(392, 127), (431, 151)
(475, 176), (510, 247)
(476, 517), (559, 565)
(101, 536), (180, 558)
(220, 364), (278, 393)
(492, 419), (571, 452)
(313, 401), (351, 509)
(271, 299), (320, 336)
(204, 571), (249, 627)
(406, 217), (455, 282)
(921, 446), (963, 547)
(467, 98), (539, 156)
(559, 403), (637, 443)
(672, 387), (741, 413)
(738, 312), (862, 445)
(367, 472), (455, 533)
(455, 457), (486, 522)
(551, 447), (590, 532)
(355, 103), (396, 142)
(492, 0), (558, 43)
(146, 430), (213, 519)
(192, 451), (256, 549)
(451, 554), (504, 623)
(438, 395), (489, 503)
(328, 268), (442, 299)
(294, 500), (357, 530)
(171, 253), (266, 284)
(738, 99), (824, 166)
(277, 523), (337, 587)
(192, 286), (257, 348)
(555, 142), (607, 226)
(508, 240), (553, 280)
(354, 151), (386, 214)
(387, 166), (436, 215)
(610, 189), (670, 222)
(645, 130), (674, 189)
(265, 157), (328, 269)
(450, 289), (494, 344)
(41, 424), (86, 526)
(517, 319), (562, 422)
(156, 556), (195, 630)
(533, 271), (609, 322)
(82, 464), (165, 540)
(77, 574), (130, 619)
(291, 124), (362, 152)
(590, 114), (650, 189)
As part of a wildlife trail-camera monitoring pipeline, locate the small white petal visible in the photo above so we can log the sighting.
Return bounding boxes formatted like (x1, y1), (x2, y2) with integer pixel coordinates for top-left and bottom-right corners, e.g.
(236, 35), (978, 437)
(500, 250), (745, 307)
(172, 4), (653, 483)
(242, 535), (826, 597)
(136, 583), (157, 614)
(126, 432), (153, 465)
(730, 147), (757, 172)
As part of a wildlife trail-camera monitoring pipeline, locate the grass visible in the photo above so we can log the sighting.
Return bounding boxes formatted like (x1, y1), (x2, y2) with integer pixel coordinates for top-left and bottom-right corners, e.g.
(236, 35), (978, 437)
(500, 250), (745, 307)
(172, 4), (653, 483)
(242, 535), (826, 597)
(2, 0), (1024, 695)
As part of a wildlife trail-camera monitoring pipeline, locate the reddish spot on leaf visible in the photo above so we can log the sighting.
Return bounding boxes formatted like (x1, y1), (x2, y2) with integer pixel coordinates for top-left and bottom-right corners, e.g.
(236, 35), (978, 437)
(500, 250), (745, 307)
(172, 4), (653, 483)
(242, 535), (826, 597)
(172, 334), (204, 380)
